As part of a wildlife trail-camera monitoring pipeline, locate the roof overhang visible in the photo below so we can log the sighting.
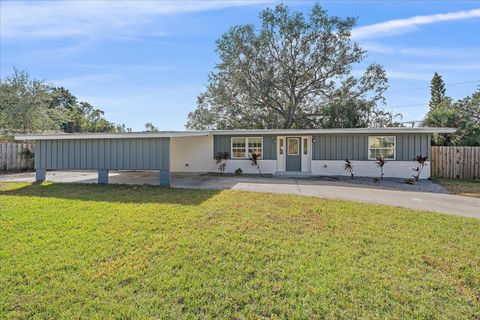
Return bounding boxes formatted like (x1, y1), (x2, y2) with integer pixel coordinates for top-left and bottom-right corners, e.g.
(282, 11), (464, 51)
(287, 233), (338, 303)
(15, 127), (456, 141)
(14, 131), (210, 141)
(208, 127), (457, 135)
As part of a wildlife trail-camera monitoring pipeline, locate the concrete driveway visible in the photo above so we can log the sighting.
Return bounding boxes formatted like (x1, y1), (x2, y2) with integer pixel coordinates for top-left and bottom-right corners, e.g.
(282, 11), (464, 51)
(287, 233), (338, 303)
(1, 171), (479, 219)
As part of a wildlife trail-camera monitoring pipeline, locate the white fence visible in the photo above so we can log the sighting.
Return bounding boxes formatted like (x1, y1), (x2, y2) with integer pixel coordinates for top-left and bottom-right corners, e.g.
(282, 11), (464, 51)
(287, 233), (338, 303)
(0, 143), (35, 171)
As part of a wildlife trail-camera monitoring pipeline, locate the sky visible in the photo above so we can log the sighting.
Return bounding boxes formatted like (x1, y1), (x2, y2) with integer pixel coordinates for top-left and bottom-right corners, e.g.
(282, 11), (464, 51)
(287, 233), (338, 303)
(1, 0), (479, 131)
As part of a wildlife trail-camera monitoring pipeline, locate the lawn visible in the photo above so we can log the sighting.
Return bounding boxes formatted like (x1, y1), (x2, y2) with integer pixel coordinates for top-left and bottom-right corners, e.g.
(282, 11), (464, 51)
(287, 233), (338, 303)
(432, 178), (480, 198)
(1, 182), (479, 319)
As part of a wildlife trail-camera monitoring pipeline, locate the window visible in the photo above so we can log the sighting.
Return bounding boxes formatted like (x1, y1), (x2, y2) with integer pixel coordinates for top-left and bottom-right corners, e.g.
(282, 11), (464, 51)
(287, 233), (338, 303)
(279, 138), (284, 155)
(248, 137), (263, 158)
(287, 138), (299, 155)
(231, 137), (263, 159)
(368, 136), (396, 160)
(231, 137), (246, 158)
(303, 138), (308, 155)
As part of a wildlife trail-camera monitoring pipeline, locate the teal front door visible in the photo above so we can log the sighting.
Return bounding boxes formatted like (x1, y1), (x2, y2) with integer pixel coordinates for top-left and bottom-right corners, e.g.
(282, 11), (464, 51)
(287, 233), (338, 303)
(286, 137), (301, 172)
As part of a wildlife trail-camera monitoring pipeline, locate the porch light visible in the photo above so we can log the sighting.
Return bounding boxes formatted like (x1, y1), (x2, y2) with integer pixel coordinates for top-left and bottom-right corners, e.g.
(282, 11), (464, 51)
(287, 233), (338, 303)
(312, 138), (316, 143)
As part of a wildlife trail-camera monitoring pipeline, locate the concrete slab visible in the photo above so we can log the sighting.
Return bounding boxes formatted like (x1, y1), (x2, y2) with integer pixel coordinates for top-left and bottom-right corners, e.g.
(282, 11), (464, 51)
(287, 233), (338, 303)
(0, 171), (158, 185)
(1, 171), (479, 219)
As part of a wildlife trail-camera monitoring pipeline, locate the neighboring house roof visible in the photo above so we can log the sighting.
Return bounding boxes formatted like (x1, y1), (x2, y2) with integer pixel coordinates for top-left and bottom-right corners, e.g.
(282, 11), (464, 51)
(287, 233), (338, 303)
(15, 127), (456, 140)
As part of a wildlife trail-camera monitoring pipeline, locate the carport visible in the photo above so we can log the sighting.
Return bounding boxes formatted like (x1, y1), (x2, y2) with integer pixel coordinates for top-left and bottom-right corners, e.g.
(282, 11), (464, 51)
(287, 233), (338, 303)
(15, 132), (209, 186)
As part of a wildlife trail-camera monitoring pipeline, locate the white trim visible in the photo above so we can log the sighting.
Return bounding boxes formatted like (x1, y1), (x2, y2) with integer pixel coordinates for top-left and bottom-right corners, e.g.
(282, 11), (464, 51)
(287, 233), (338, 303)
(208, 127), (455, 135)
(276, 136), (286, 172)
(230, 137), (263, 159)
(15, 127), (456, 141)
(301, 136), (312, 172)
(368, 136), (396, 160)
(231, 137), (247, 159)
(14, 131), (209, 140)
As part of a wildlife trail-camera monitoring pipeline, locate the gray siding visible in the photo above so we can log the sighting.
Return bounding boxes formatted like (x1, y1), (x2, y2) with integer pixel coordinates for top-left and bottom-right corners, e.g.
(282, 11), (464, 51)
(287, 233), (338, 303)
(214, 133), (430, 161)
(35, 138), (170, 170)
(312, 134), (431, 161)
(213, 135), (277, 160)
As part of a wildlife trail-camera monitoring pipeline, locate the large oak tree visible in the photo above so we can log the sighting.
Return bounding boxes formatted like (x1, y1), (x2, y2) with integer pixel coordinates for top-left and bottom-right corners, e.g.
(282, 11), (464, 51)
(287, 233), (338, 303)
(187, 4), (388, 129)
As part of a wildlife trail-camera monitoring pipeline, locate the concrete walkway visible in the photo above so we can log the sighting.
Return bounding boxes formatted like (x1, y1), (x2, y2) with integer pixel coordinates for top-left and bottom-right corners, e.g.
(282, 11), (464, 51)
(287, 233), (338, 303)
(1, 171), (479, 219)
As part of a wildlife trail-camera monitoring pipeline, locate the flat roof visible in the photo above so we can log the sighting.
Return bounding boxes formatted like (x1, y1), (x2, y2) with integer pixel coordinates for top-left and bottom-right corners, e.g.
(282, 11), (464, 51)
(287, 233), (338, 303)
(15, 127), (456, 140)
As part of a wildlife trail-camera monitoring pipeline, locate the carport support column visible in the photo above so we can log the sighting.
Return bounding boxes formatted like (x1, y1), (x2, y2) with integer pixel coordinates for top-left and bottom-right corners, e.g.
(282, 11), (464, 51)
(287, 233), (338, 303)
(98, 169), (109, 185)
(160, 170), (170, 187)
(36, 169), (46, 182)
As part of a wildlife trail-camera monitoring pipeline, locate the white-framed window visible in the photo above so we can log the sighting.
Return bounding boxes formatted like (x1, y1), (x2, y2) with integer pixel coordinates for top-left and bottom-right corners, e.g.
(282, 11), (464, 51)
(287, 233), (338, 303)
(248, 137), (263, 158)
(231, 137), (263, 159)
(368, 136), (396, 160)
(231, 137), (247, 158)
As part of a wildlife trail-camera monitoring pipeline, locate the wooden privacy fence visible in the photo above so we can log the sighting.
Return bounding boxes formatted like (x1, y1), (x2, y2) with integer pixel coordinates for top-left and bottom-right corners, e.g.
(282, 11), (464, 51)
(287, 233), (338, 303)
(431, 146), (480, 180)
(0, 143), (35, 171)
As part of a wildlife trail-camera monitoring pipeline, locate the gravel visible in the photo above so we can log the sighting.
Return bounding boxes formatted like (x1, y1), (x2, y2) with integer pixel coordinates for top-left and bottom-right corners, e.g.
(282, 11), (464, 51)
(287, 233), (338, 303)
(312, 176), (449, 193)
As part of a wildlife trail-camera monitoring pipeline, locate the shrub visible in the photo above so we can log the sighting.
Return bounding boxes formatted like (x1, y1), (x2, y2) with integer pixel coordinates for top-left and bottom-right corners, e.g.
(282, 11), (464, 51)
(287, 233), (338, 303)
(215, 151), (229, 174)
(249, 153), (262, 176)
(405, 178), (416, 185)
(20, 147), (35, 169)
(375, 156), (386, 180)
(234, 168), (243, 176)
(413, 155), (428, 181)
(20, 148), (34, 160)
(343, 158), (354, 178)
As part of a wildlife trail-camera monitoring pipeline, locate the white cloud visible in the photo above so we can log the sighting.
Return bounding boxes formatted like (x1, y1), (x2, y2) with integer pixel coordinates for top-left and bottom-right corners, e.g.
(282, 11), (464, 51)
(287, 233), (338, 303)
(82, 84), (204, 104)
(408, 62), (480, 71)
(0, 1), (268, 39)
(361, 42), (480, 58)
(386, 70), (432, 81)
(353, 8), (480, 40)
(51, 73), (122, 87)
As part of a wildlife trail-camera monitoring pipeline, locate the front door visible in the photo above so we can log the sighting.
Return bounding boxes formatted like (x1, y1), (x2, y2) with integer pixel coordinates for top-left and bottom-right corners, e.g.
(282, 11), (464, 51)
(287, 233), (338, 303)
(286, 137), (301, 171)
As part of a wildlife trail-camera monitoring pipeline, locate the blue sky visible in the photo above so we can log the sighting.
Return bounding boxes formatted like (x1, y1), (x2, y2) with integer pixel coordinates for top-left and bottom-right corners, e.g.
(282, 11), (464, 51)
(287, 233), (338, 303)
(1, 1), (479, 131)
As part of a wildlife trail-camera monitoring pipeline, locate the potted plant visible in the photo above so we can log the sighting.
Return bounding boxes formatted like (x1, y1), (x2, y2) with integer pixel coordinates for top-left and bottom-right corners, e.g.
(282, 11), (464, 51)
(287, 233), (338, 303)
(375, 156), (386, 180)
(249, 153), (262, 176)
(215, 151), (229, 174)
(343, 158), (354, 179)
(412, 155), (428, 181)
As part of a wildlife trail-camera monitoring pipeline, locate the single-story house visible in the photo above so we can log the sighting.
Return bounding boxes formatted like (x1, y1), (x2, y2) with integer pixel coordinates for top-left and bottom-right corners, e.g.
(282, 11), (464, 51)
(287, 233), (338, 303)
(15, 127), (455, 185)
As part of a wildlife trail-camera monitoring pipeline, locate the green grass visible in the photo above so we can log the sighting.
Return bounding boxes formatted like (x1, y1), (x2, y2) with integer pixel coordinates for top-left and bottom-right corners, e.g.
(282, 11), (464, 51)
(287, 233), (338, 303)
(1, 182), (479, 319)
(432, 178), (480, 198)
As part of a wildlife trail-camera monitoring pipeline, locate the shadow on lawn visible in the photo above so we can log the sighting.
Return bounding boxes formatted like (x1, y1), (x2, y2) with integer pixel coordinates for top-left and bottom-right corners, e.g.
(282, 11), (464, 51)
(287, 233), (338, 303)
(0, 182), (220, 205)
